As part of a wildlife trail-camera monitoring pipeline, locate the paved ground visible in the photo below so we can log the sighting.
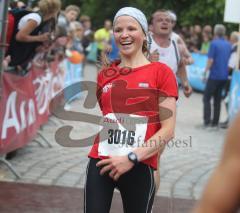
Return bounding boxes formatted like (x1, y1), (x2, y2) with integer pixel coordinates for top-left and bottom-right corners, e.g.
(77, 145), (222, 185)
(0, 63), (228, 212)
(0, 181), (196, 213)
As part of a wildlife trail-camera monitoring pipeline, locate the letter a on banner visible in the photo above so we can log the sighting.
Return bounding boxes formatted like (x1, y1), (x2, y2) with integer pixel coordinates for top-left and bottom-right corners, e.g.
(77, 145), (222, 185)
(1, 92), (20, 140)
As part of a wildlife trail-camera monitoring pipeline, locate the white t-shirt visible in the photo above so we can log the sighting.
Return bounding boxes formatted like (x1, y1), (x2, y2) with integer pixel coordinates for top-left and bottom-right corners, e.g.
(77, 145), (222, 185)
(149, 34), (180, 74)
(18, 13), (42, 30)
(228, 52), (237, 69)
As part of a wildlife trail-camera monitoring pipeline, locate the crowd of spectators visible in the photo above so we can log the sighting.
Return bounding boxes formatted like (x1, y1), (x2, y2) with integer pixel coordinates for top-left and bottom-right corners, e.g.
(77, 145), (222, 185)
(2, 1), (239, 79)
(3, 1), (92, 75)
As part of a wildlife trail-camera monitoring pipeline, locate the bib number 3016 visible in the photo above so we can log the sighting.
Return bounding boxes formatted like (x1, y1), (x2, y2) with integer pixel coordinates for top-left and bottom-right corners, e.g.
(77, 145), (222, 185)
(108, 129), (135, 145)
(98, 113), (148, 156)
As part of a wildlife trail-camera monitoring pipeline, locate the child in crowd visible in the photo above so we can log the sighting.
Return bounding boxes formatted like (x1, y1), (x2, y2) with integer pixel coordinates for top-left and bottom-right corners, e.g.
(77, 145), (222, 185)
(57, 5), (80, 37)
(66, 21), (84, 54)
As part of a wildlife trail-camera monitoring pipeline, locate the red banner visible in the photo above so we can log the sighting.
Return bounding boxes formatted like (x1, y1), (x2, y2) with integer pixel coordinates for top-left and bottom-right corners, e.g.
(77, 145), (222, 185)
(0, 60), (65, 154)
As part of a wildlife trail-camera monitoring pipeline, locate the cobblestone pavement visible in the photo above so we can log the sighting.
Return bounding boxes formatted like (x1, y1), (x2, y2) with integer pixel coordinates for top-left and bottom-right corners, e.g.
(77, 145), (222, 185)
(0, 63), (228, 201)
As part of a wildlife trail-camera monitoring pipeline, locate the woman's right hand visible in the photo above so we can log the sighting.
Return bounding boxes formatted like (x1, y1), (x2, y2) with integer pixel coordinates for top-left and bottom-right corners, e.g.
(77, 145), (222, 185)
(37, 32), (51, 42)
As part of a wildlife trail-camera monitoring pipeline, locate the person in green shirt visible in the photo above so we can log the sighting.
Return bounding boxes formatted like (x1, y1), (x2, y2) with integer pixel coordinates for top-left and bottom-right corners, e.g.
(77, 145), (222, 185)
(94, 19), (112, 61)
(200, 32), (211, 54)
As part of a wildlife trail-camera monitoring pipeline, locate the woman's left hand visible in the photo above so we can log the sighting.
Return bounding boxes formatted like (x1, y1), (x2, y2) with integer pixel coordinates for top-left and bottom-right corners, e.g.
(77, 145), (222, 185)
(96, 156), (134, 181)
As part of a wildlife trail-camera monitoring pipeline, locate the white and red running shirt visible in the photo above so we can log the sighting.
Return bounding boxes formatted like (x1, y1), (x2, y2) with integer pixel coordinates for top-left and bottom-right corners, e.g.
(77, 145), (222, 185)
(88, 61), (178, 169)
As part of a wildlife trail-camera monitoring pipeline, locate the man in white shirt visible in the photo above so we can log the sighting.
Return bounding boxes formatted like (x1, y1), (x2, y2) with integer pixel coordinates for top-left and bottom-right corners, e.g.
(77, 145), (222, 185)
(149, 10), (192, 97)
(148, 9), (192, 195)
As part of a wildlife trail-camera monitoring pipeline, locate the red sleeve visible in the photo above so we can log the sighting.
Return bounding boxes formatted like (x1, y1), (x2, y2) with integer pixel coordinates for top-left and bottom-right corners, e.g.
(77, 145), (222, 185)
(156, 63), (178, 99)
(96, 70), (104, 110)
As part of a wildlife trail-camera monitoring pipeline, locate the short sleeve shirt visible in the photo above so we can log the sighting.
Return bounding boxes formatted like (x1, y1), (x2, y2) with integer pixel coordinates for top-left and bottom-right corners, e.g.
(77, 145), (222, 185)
(18, 13), (42, 30)
(88, 62), (178, 169)
(208, 38), (231, 80)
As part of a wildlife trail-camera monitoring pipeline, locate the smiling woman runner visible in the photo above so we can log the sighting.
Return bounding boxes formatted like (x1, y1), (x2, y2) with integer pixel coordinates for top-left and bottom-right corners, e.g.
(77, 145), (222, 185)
(84, 7), (178, 213)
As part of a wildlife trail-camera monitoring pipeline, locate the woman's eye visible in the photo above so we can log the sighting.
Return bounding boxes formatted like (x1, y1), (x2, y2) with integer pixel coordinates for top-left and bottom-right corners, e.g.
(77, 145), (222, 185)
(114, 28), (122, 33)
(128, 27), (136, 31)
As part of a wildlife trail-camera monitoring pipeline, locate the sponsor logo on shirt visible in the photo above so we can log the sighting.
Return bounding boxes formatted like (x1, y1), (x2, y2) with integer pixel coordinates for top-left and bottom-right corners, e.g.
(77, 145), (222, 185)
(102, 83), (113, 93)
(138, 82), (149, 88)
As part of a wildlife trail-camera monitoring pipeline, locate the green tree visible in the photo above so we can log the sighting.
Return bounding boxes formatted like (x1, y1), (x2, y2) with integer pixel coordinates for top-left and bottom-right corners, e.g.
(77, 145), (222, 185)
(22, 0), (238, 32)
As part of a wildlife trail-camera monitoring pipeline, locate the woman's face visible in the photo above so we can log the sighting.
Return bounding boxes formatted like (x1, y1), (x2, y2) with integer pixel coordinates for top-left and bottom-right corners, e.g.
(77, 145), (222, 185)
(113, 16), (146, 57)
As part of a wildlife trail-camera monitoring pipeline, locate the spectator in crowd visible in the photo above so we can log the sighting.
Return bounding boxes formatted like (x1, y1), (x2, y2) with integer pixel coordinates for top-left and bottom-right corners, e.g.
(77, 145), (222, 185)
(107, 31), (119, 62)
(57, 5), (80, 37)
(79, 15), (94, 54)
(9, 0), (26, 10)
(64, 21), (85, 110)
(200, 31), (211, 54)
(194, 25), (202, 49)
(220, 31), (239, 129)
(80, 15), (93, 37)
(203, 24), (231, 129)
(6, 0), (61, 70)
(94, 19), (112, 61)
(202, 25), (212, 38)
(192, 112), (240, 213)
(228, 31), (239, 70)
(16, 1), (26, 9)
(188, 25), (202, 52)
(66, 21), (84, 54)
(9, 1), (18, 9)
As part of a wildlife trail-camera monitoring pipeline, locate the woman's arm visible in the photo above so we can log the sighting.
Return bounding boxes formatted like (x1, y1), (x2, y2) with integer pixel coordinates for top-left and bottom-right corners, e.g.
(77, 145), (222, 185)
(16, 19), (50, 42)
(134, 97), (176, 161)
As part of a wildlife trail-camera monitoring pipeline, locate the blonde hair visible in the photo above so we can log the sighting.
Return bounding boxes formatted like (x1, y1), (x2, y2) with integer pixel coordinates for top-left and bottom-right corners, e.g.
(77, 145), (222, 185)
(230, 31), (239, 42)
(65, 5), (80, 16)
(38, 0), (61, 16)
(69, 21), (83, 32)
(79, 15), (90, 23)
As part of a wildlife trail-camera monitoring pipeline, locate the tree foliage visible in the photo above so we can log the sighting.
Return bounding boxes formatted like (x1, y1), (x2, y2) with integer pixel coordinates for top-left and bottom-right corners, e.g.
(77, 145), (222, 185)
(21, 0), (238, 32)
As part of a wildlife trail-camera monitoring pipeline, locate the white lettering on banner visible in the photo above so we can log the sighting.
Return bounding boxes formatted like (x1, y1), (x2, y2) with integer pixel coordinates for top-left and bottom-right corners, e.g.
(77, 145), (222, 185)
(1, 92), (20, 139)
(33, 69), (64, 115)
(33, 72), (51, 115)
(1, 65), (64, 141)
(1, 92), (36, 140)
(20, 101), (27, 131)
(28, 99), (36, 125)
(50, 67), (64, 98)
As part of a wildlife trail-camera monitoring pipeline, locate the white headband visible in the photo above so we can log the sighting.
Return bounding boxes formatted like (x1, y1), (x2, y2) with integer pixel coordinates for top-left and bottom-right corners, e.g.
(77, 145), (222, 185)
(113, 7), (148, 36)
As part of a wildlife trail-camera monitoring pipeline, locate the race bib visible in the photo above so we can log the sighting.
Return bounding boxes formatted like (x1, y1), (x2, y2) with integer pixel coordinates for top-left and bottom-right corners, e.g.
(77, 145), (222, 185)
(98, 113), (148, 156)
